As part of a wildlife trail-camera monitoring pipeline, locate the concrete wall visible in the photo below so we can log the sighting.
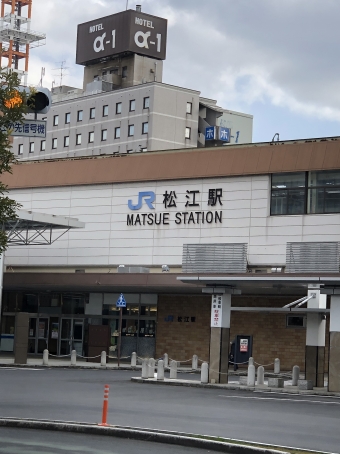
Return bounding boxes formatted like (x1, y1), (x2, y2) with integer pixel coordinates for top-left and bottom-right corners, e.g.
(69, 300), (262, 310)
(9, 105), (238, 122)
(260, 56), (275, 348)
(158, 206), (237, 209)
(83, 55), (164, 89)
(219, 110), (253, 145)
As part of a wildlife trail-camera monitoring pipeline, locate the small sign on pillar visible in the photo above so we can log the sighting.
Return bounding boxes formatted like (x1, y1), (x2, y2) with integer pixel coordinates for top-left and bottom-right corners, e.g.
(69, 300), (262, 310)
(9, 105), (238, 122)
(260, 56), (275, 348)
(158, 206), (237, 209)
(210, 294), (231, 328)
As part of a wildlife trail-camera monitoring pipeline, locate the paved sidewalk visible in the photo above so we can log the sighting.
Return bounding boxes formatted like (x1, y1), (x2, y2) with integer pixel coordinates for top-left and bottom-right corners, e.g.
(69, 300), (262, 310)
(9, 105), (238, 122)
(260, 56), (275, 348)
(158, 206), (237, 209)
(131, 375), (340, 397)
(2, 354), (339, 398)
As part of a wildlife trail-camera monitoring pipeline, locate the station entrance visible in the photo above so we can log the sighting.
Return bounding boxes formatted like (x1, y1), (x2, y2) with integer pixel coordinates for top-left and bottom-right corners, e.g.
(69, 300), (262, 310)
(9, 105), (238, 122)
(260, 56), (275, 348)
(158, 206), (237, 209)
(27, 317), (84, 356)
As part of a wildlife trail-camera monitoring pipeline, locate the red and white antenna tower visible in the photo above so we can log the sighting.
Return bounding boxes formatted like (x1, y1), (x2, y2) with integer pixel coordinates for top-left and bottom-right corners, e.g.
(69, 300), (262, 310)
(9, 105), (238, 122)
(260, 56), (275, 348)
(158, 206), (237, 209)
(0, 0), (45, 86)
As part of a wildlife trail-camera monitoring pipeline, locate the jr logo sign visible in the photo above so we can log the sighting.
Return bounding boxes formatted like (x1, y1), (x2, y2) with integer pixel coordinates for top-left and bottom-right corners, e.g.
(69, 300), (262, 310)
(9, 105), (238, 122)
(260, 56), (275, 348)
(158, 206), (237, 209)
(128, 192), (155, 210)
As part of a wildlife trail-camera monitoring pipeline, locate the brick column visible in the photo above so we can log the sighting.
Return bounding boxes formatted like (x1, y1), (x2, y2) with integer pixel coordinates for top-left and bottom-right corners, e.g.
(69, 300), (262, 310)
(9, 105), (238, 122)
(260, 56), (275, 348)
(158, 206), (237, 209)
(209, 293), (231, 384)
(329, 295), (340, 392)
(305, 286), (326, 388)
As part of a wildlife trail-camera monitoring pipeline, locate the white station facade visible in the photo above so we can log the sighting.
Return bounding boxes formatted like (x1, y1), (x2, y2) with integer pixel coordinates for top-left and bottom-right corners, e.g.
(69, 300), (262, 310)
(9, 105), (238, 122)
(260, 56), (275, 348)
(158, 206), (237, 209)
(1, 138), (340, 391)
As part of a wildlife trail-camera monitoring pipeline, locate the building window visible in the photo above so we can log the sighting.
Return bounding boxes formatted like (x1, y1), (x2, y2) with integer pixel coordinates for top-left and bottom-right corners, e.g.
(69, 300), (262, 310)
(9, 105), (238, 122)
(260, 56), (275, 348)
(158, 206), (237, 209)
(114, 127), (121, 139)
(88, 131), (94, 143)
(40, 140), (46, 151)
(271, 172), (306, 216)
(90, 107), (95, 119)
(77, 110), (83, 122)
(29, 142), (34, 153)
(286, 315), (305, 328)
(65, 112), (71, 124)
(143, 97), (150, 109)
(103, 105), (108, 117)
(53, 115), (59, 126)
(142, 122), (149, 134)
(76, 134), (82, 145)
(308, 170), (340, 214)
(18, 144), (23, 155)
(64, 136), (69, 147)
(129, 99), (135, 112)
(52, 138), (57, 149)
(101, 129), (107, 141)
(116, 102), (122, 114)
(185, 127), (191, 139)
(128, 124), (134, 137)
(122, 66), (128, 78)
(186, 102), (192, 114)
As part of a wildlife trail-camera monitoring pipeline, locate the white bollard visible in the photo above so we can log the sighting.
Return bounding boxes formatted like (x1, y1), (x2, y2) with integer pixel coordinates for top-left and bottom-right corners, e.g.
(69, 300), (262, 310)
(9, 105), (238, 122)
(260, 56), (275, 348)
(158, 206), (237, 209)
(142, 359), (148, 379)
(101, 351), (106, 367)
(248, 357), (254, 366)
(169, 360), (177, 379)
(42, 349), (49, 366)
(148, 358), (155, 378)
(247, 364), (256, 387)
(292, 365), (300, 386)
(131, 352), (137, 368)
(163, 353), (169, 368)
(71, 350), (77, 366)
(274, 358), (280, 374)
(157, 360), (165, 380)
(201, 362), (209, 384)
(192, 354), (198, 370)
(257, 366), (264, 385)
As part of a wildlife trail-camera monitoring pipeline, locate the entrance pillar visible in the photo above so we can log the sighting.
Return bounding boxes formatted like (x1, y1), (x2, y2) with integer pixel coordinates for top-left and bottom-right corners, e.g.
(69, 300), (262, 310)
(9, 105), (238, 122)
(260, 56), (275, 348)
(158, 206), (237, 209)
(328, 295), (340, 392)
(209, 293), (231, 384)
(14, 312), (29, 364)
(305, 285), (326, 387)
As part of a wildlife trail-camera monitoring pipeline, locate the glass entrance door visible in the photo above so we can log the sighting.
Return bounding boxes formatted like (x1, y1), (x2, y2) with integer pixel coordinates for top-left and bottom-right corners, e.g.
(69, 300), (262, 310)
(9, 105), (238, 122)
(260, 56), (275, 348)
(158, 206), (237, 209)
(37, 317), (49, 354)
(60, 318), (84, 356)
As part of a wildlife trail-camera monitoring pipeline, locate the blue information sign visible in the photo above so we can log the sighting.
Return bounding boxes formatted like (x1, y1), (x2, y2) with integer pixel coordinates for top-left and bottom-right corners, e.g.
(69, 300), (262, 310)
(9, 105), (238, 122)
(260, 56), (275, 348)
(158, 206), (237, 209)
(205, 126), (216, 141)
(219, 127), (231, 142)
(116, 293), (127, 308)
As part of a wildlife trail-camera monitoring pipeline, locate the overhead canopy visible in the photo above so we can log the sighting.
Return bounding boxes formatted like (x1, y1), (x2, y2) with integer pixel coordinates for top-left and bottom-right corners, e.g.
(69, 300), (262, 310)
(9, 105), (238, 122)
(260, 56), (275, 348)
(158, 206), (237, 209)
(3, 209), (85, 246)
(177, 274), (340, 296)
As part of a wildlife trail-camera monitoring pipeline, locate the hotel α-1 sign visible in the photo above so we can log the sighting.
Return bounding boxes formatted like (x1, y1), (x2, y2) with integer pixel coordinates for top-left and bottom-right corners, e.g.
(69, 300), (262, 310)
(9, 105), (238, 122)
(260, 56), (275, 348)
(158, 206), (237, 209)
(76, 10), (167, 65)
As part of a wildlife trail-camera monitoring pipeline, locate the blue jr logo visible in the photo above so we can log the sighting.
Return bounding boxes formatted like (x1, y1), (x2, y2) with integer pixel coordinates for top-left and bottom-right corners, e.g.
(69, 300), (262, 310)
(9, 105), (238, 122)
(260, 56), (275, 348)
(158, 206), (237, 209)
(128, 191), (155, 210)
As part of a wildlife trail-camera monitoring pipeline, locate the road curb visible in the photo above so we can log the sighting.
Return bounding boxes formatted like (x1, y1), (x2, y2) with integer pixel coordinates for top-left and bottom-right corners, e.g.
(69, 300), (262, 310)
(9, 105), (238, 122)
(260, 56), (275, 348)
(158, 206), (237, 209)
(131, 377), (340, 397)
(0, 363), (139, 371)
(0, 418), (288, 454)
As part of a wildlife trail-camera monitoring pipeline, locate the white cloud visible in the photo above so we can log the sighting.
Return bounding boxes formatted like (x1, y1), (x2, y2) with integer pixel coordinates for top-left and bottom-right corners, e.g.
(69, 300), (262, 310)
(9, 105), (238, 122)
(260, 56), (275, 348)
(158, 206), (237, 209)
(16, 0), (340, 139)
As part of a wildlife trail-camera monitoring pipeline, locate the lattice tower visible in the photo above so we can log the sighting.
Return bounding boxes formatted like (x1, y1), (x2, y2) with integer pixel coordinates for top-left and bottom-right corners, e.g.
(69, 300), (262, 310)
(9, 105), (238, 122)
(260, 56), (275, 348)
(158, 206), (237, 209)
(0, 0), (45, 86)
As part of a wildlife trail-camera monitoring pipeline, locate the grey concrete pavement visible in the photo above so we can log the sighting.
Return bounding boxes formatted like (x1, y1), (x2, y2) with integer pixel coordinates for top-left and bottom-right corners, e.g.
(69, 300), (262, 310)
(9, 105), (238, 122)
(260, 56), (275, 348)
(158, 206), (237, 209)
(0, 368), (339, 452)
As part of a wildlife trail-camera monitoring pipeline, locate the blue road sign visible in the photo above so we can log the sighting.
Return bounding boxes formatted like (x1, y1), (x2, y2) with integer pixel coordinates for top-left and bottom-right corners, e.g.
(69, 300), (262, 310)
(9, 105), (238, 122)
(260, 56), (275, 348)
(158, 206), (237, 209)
(116, 293), (127, 308)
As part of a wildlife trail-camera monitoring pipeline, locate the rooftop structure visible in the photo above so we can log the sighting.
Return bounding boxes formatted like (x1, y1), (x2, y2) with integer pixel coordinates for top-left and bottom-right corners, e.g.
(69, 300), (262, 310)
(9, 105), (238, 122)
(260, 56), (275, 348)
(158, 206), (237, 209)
(0, 0), (45, 86)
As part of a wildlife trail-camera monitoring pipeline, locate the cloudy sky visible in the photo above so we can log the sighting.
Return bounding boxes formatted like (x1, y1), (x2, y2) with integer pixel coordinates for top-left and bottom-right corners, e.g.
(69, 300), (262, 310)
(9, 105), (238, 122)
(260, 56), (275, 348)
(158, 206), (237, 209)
(25, 0), (340, 142)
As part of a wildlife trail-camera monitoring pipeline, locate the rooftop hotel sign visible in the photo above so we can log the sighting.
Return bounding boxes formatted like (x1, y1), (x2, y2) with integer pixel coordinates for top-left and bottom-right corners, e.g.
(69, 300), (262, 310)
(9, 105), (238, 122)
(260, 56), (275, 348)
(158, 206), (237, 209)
(127, 188), (223, 227)
(76, 10), (167, 65)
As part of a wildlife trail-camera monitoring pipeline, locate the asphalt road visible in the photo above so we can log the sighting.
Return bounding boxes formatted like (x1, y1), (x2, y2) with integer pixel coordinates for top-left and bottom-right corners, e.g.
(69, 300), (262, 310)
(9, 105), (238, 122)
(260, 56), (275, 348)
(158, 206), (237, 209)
(0, 368), (339, 453)
(0, 427), (216, 454)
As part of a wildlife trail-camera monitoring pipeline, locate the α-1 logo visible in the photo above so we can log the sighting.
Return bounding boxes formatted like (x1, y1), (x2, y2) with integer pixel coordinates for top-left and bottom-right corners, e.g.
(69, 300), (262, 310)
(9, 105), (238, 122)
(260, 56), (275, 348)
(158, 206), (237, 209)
(93, 29), (162, 54)
(128, 192), (155, 210)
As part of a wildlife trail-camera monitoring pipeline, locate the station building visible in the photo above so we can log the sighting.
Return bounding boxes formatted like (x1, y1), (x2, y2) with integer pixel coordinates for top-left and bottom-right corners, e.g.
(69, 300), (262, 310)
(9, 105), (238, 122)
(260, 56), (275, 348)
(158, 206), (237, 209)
(1, 137), (340, 392)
